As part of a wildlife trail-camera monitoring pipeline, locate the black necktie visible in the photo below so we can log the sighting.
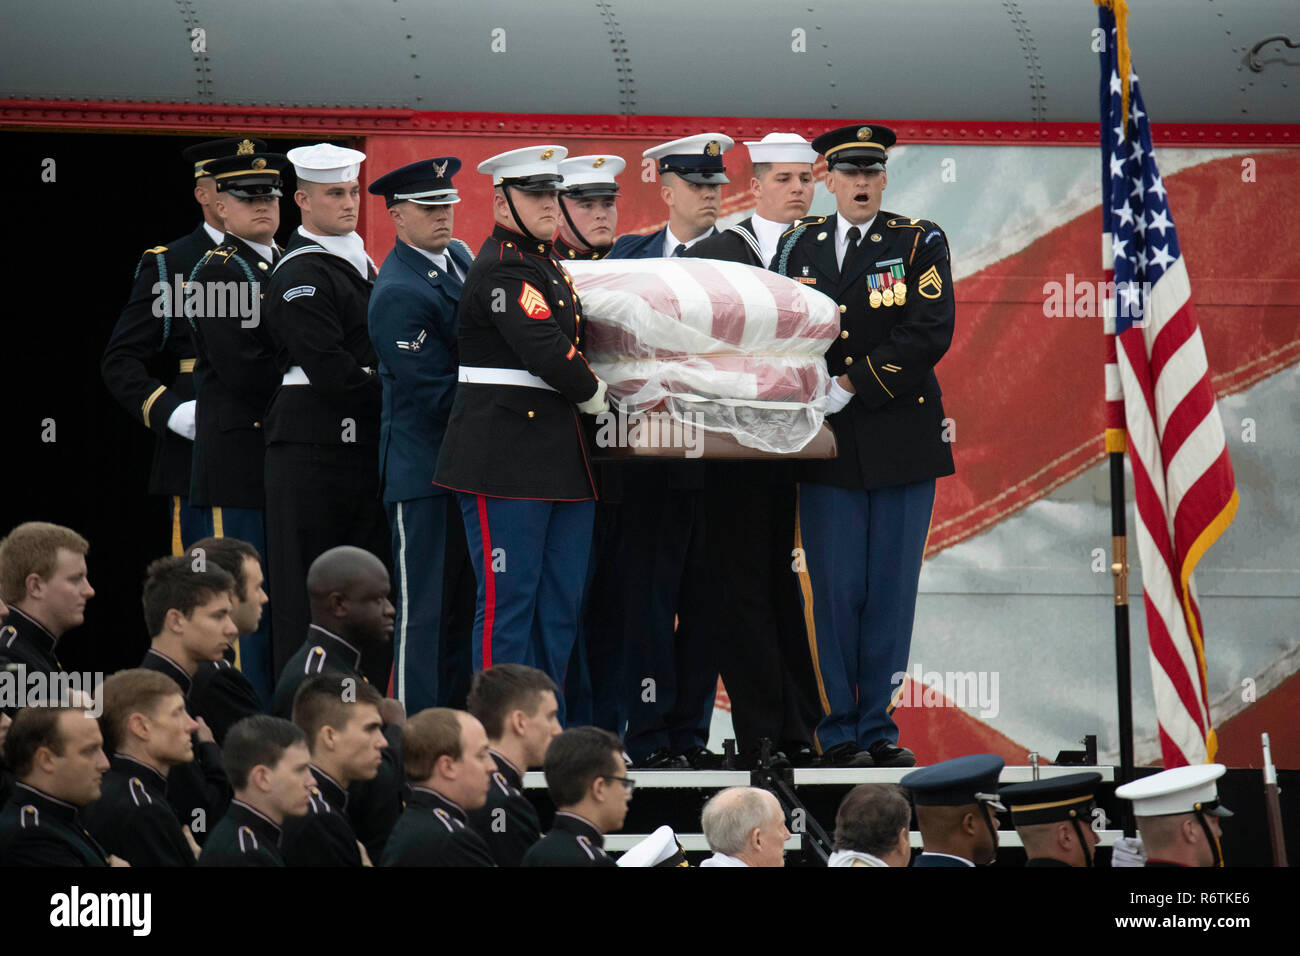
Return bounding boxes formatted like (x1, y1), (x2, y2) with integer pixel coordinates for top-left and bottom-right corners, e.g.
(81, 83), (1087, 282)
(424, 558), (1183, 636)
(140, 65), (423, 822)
(842, 226), (862, 277)
(673, 243), (687, 258)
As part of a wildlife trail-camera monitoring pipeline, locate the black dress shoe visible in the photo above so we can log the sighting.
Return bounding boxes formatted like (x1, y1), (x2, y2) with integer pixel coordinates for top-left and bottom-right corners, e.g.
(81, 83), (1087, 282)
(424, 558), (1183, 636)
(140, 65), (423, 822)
(865, 739), (916, 767)
(781, 742), (819, 767)
(638, 748), (689, 769)
(681, 746), (723, 770)
(734, 747), (792, 771)
(818, 742), (874, 767)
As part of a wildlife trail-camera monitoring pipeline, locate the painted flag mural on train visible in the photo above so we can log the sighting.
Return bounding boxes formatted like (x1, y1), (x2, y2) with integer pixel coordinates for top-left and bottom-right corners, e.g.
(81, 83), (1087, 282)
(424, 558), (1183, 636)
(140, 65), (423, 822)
(1098, 0), (1238, 767)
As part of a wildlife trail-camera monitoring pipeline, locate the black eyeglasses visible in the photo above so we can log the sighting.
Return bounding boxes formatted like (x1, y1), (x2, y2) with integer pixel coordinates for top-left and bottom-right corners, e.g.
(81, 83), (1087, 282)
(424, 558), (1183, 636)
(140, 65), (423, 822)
(600, 775), (636, 793)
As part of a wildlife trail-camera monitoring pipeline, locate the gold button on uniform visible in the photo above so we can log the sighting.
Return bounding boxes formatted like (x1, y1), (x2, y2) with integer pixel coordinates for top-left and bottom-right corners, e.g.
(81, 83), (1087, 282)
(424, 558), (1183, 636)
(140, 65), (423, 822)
(254, 422), (262, 429)
(258, 261), (268, 271)
(840, 330), (849, 339)
(537, 244), (545, 252)
(844, 356), (854, 366)
(527, 410), (535, 418)
(838, 304), (846, 314)
(918, 396), (925, 404)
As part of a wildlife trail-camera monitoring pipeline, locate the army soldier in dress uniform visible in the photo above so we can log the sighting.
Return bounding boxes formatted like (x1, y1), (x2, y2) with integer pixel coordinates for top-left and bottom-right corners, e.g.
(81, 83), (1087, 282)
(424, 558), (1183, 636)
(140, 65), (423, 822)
(433, 146), (610, 718)
(1116, 764), (1233, 867)
(83, 670), (199, 866)
(605, 134), (737, 768)
(901, 754), (1005, 867)
(367, 157), (476, 715)
(198, 715), (314, 867)
(282, 674), (387, 866)
(553, 154), (624, 260)
(465, 663), (561, 865)
(381, 708), (496, 866)
(0, 704), (117, 866)
(685, 132), (822, 769)
(263, 143), (392, 685)
(186, 150), (289, 705)
(0, 522), (94, 686)
(999, 772), (1103, 867)
(773, 124), (955, 768)
(522, 726), (629, 867)
(102, 137), (265, 554)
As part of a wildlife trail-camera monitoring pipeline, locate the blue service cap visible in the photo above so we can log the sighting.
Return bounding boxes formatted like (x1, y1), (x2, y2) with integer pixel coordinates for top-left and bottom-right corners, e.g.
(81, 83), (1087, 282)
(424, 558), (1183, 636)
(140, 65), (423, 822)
(368, 156), (462, 207)
(901, 754), (1006, 809)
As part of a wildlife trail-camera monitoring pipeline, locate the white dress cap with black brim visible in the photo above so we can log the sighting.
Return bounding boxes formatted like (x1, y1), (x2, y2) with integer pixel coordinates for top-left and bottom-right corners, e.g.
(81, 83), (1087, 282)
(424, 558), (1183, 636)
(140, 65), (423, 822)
(1115, 763), (1233, 818)
(478, 145), (567, 192)
(743, 132), (819, 165)
(559, 154), (626, 198)
(644, 133), (734, 184)
(286, 143), (367, 184)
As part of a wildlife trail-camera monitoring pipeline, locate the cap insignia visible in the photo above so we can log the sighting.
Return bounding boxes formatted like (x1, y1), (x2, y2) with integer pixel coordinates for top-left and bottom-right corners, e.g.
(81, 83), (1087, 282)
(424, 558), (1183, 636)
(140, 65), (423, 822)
(237, 139), (256, 155)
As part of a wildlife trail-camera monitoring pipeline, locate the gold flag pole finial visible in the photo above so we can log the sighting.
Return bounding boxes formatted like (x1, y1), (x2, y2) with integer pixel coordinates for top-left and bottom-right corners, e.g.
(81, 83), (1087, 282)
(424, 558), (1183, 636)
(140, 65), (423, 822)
(1096, 0), (1133, 138)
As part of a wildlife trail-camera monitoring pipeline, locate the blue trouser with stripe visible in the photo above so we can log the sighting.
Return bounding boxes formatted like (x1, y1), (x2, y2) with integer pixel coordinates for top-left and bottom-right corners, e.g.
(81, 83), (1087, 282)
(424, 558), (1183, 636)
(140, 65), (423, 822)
(795, 479), (935, 752)
(387, 495), (474, 713)
(458, 493), (595, 724)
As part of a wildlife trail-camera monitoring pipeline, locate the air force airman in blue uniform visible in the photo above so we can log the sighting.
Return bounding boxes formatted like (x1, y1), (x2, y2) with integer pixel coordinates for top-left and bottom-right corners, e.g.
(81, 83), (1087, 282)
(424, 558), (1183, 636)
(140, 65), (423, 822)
(902, 754), (1005, 867)
(433, 146), (610, 721)
(367, 157), (476, 713)
(773, 125), (956, 768)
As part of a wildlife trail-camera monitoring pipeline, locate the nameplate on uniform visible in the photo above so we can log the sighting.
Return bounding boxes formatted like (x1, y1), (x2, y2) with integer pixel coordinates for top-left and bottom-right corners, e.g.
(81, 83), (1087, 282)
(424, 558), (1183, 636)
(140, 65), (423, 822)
(795, 276), (817, 285)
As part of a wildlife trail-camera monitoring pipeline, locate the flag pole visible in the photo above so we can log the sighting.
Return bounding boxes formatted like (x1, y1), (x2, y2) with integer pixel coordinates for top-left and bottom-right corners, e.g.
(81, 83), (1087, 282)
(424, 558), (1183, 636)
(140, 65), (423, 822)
(1109, 449), (1136, 835)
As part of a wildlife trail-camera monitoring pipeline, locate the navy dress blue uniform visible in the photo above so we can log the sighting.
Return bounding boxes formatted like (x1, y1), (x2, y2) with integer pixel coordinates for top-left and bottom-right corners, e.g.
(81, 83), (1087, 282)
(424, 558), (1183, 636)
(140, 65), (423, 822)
(380, 786), (495, 866)
(434, 146), (606, 721)
(81, 755), (194, 866)
(772, 125), (955, 765)
(368, 157), (477, 714)
(197, 799), (286, 866)
(0, 783), (109, 866)
(465, 750), (541, 866)
(281, 766), (364, 866)
(520, 810), (616, 867)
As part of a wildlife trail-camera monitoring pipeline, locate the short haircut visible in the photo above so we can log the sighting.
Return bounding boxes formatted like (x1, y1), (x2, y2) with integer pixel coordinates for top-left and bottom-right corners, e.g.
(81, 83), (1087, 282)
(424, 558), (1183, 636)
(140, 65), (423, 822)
(701, 787), (777, 856)
(402, 708), (465, 782)
(5, 705), (78, 777)
(542, 726), (623, 808)
(222, 715), (306, 790)
(834, 784), (912, 857)
(187, 537), (260, 601)
(0, 522), (90, 604)
(291, 673), (383, 750)
(465, 663), (558, 739)
(100, 669), (185, 754)
(751, 162), (772, 180)
(141, 556), (235, 636)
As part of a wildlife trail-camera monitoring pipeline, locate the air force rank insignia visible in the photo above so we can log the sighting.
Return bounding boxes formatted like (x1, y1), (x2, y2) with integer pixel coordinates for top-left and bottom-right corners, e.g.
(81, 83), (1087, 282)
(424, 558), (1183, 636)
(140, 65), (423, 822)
(396, 329), (427, 353)
(283, 285), (316, 302)
(518, 282), (551, 319)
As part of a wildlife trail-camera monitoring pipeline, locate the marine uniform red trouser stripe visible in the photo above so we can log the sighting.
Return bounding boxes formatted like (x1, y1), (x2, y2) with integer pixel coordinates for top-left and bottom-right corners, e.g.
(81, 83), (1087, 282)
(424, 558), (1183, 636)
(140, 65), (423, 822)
(476, 494), (496, 669)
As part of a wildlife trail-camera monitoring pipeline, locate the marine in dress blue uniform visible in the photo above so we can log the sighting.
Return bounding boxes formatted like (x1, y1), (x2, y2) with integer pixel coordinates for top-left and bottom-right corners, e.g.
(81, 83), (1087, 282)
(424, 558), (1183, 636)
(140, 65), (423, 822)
(186, 150), (288, 705)
(367, 157), (476, 714)
(433, 146), (610, 721)
(902, 754), (1005, 867)
(773, 124), (956, 768)
(605, 134), (734, 767)
(101, 138), (263, 554)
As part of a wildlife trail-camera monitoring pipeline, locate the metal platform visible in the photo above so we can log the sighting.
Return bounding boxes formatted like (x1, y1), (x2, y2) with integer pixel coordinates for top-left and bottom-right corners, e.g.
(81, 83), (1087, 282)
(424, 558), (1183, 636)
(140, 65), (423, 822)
(604, 830), (1126, 852)
(522, 765), (1116, 789)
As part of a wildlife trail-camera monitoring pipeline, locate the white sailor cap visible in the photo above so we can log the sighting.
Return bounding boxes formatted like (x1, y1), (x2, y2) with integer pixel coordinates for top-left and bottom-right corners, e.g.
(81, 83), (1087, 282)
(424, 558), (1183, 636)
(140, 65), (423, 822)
(286, 143), (366, 184)
(559, 154), (625, 197)
(478, 145), (567, 191)
(743, 132), (819, 165)
(643, 133), (733, 184)
(1115, 764), (1233, 818)
(615, 825), (688, 867)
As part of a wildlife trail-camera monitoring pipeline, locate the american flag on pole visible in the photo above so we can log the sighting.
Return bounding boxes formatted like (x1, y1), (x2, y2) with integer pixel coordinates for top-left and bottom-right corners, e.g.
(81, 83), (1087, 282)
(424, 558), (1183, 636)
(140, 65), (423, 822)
(1098, 1), (1239, 767)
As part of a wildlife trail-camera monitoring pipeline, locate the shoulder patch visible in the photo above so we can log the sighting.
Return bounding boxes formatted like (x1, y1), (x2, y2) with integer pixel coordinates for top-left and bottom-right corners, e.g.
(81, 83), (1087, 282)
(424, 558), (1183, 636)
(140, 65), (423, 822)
(518, 282), (551, 320)
(283, 285), (317, 302)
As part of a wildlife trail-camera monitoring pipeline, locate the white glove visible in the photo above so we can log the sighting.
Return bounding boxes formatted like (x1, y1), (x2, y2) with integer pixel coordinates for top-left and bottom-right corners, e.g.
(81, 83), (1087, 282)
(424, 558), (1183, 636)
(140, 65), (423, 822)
(167, 400), (197, 440)
(1110, 834), (1147, 867)
(576, 379), (610, 416)
(824, 379), (854, 415)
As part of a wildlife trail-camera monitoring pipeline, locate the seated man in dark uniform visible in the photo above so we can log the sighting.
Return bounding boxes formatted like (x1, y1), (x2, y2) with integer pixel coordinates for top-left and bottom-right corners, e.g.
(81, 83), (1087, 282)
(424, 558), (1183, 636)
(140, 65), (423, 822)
(83, 670), (200, 866)
(0, 703), (118, 866)
(522, 726), (631, 867)
(283, 674), (387, 866)
(901, 754), (1005, 867)
(0, 522), (95, 678)
(198, 715), (314, 867)
(465, 663), (561, 865)
(381, 708), (495, 866)
(1000, 772), (1102, 868)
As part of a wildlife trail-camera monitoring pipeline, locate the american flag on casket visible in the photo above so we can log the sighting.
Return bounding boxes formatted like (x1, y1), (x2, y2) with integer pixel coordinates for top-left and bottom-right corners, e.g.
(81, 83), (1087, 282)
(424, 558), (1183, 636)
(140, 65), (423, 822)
(563, 257), (840, 454)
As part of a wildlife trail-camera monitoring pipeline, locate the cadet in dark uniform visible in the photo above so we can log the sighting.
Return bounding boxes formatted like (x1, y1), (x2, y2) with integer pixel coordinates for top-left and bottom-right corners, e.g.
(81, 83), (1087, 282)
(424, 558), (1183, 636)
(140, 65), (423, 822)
(772, 124), (956, 768)
(522, 726), (629, 867)
(465, 663), (561, 865)
(381, 708), (496, 866)
(186, 150), (288, 704)
(999, 772), (1102, 867)
(606, 134), (735, 767)
(367, 157), (476, 714)
(102, 138), (264, 554)
(901, 754), (1005, 867)
(198, 715), (314, 867)
(83, 669), (200, 866)
(684, 133), (822, 768)
(433, 146), (610, 717)
(0, 522), (93, 688)
(0, 705), (114, 866)
(263, 143), (392, 685)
